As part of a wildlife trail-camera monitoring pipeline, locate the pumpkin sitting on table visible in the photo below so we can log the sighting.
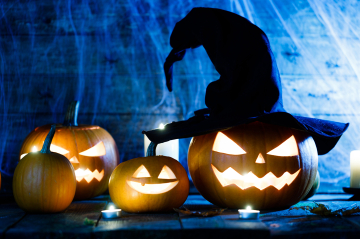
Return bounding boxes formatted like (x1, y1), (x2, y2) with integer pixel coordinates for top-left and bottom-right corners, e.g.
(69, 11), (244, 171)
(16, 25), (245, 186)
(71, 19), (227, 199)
(13, 125), (76, 213)
(109, 142), (189, 213)
(19, 101), (119, 200)
(188, 121), (318, 210)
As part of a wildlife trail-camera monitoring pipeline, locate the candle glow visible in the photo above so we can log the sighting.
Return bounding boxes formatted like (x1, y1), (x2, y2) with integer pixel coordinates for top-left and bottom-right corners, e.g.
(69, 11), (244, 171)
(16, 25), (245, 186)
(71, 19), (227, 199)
(238, 206), (260, 219)
(350, 150), (360, 188)
(144, 123), (179, 160)
(101, 208), (122, 219)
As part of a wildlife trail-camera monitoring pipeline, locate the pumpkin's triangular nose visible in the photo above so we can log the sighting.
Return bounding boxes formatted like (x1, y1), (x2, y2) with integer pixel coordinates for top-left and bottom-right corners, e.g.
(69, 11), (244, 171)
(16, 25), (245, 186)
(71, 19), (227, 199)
(69, 156), (79, 164)
(255, 153), (265, 164)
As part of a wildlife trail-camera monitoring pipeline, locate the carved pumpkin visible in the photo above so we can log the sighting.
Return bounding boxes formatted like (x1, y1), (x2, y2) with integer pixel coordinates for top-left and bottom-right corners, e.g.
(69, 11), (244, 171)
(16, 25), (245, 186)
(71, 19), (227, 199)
(188, 121), (318, 210)
(13, 125), (76, 213)
(19, 102), (119, 200)
(109, 143), (189, 213)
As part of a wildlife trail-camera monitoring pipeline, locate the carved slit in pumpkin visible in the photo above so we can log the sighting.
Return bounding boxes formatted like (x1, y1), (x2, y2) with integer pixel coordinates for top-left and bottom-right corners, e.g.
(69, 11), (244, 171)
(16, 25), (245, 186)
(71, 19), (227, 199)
(212, 164), (300, 190)
(127, 164), (179, 194)
(75, 169), (104, 183)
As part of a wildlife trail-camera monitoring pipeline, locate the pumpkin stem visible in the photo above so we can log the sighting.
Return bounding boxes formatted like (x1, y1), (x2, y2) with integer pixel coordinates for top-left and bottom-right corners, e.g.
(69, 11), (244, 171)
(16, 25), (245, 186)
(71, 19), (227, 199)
(63, 101), (79, 126)
(146, 142), (157, 157)
(40, 124), (56, 154)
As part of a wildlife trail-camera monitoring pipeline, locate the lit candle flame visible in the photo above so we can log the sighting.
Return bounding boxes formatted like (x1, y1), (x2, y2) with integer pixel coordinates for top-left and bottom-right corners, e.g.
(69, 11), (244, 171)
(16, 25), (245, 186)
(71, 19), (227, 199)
(108, 205), (115, 210)
(32, 146), (37, 152)
(159, 123), (165, 129)
(246, 206), (251, 210)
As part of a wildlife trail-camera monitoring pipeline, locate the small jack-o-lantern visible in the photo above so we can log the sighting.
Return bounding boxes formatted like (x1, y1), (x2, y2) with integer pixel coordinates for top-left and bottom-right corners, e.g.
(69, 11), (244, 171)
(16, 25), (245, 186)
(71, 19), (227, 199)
(188, 121), (318, 210)
(109, 143), (189, 213)
(19, 102), (119, 200)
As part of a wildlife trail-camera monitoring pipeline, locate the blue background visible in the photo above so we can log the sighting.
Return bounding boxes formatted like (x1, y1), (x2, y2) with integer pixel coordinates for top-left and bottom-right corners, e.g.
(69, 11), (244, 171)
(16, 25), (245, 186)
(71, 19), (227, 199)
(1, 0), (360, 192)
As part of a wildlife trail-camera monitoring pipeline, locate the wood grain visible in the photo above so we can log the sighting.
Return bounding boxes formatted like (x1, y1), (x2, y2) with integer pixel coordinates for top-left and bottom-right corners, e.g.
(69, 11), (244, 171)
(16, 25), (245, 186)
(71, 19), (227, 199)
(0, 203), (26, 239)
(5, 201), (106, 239)
(1, 195), (360, 238)
(94, 211), (181, 239)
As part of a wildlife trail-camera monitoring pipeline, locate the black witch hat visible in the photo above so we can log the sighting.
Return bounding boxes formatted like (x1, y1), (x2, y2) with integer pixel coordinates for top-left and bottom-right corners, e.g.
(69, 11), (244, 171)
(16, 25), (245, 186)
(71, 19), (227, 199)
(143, 7), (349, 155)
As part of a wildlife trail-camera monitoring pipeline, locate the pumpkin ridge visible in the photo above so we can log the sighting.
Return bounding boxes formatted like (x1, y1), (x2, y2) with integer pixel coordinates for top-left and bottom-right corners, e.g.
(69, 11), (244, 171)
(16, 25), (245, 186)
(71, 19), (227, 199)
(14, 127), (76, 213)
(86, 129), (105, 195)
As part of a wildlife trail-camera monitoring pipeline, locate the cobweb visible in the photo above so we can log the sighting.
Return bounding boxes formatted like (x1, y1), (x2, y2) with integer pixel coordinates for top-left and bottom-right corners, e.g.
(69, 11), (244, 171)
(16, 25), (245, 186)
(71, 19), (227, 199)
(0, 0), (359, 192)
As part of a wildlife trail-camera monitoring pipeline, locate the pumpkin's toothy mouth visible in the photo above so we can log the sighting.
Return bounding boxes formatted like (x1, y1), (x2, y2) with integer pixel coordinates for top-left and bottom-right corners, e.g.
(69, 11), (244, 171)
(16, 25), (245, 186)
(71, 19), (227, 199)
(212, 164), (300, 190)
(126, 181), (179, 194)
(75, 169), (104, 183)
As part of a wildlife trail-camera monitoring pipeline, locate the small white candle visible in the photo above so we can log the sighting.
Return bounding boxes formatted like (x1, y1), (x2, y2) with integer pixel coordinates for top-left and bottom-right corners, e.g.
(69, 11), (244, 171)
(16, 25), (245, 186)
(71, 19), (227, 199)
(350, 150), (360, 188)
(101, 207), (122, 219)
(144, 123), (179, 161)
(238, 206), (260, 219)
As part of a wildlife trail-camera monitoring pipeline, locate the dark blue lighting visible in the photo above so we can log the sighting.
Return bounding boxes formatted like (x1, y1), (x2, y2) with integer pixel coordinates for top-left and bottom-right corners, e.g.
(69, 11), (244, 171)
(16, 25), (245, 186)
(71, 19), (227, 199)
(0, 0), (359, 192)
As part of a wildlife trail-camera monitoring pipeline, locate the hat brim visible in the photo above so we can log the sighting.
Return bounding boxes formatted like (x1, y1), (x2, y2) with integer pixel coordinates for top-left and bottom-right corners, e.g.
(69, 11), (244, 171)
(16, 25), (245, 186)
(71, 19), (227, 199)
(143, 112), (349, 155)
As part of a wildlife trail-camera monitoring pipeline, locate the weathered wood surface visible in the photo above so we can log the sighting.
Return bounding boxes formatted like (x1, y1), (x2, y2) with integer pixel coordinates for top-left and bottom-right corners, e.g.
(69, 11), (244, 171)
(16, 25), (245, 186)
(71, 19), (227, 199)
(0, 203), (25, 239)
(1, 194), (360, 238)
(261, 201), (360, 239)
(5, 201), (106, 239)
(94, 212), (182, 239)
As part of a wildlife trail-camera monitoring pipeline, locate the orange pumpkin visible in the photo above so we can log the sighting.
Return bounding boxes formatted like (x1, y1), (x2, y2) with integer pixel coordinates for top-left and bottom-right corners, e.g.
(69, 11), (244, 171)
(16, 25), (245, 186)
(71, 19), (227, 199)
(19, 101), (119, 200)
(109, 143), (189, 213)
(188, 121), (318, 210)
(13, 125), (76, 213)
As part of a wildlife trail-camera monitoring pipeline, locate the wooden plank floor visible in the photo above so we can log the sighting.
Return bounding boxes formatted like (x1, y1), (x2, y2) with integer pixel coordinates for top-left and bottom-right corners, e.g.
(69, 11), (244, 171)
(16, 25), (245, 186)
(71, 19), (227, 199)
(1, 194), (360, 239)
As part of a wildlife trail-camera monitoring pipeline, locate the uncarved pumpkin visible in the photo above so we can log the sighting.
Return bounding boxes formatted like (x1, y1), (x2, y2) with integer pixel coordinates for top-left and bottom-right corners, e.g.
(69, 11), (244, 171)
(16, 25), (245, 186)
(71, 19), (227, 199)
(109, 143), (189, 213)
(13, 125), (76, 213)
(303, 171), (320, 200)
(19, 101), (119, 200)
(188, 121), (318, 210)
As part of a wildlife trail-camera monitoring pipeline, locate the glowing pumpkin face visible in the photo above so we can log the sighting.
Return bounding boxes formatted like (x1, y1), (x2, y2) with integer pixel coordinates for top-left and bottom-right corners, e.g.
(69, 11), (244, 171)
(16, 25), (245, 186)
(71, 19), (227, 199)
(188, 121), (318, 210)
(109, 156), (189, 213)
(20, 138), (107, 183)
(19, 102), (119, 200)
(127, 165), (179, 194)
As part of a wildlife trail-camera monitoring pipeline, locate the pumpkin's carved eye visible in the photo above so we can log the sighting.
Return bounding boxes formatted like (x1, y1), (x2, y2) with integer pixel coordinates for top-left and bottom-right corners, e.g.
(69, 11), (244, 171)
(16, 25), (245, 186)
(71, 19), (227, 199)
(133, 165), (151, 178)
(79, 141), (106, 157)
(158, 166), (177, 179)
(267, 135), (299, 156)
(20, 146), (38, 159)
(20, 144), (70, 160)
(50, 144), (69, 155)
(212, 132), (246, 155)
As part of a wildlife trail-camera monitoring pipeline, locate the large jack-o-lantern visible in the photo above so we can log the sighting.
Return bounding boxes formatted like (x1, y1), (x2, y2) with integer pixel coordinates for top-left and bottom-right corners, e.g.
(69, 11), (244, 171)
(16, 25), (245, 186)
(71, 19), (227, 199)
(188, 121), (318, 210)
(19, 102), (119, 200)
(109, 143), (189, 213)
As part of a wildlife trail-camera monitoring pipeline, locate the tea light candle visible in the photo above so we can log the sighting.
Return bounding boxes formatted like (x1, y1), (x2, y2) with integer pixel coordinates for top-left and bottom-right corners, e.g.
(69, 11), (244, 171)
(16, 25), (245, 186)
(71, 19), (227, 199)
(101, 206), (122, 219)
(238, 206), (259, 219)
(350, 150), (360, 188)
(144, 123), (179, 161)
